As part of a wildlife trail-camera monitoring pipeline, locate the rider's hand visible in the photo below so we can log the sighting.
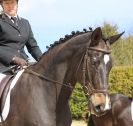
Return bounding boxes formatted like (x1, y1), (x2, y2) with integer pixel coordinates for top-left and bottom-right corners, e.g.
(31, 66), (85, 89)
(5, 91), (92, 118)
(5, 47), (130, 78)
(12, 56), (28, 66)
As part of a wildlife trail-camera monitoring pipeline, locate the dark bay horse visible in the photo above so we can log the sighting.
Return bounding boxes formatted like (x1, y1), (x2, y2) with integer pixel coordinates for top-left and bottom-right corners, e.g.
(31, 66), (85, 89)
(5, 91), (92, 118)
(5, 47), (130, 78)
(88, 93), (133, 126)
(0, 27), (123, 126)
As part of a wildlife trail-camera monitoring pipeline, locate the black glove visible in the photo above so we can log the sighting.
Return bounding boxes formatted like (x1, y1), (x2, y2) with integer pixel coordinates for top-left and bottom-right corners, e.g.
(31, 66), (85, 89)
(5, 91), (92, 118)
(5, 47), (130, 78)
(12, 56), (28, 66)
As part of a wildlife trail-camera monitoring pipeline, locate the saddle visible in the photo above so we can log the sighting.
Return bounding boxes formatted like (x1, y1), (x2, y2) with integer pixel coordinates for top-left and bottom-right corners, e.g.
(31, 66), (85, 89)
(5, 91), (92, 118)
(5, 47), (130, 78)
(0, 65), (19, 74)
(0, 65), (19, 113)
(0, 67), (26, 122)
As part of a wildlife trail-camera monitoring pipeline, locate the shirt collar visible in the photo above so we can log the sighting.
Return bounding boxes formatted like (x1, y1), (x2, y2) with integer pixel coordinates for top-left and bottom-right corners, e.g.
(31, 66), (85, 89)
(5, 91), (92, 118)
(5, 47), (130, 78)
(5, 13), (18, 19)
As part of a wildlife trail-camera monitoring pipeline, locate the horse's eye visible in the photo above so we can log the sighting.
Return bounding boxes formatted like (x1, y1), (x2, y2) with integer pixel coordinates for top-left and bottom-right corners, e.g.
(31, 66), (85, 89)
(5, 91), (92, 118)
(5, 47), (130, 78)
(93, 57), (97, 62)
(91, 57), (97, 65)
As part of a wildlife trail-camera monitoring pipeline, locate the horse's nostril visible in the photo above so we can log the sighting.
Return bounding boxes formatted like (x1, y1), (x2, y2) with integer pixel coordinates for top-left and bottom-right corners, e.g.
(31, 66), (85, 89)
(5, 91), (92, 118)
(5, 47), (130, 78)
(95, 105), (101, 112)
(95, 104), (105, 112)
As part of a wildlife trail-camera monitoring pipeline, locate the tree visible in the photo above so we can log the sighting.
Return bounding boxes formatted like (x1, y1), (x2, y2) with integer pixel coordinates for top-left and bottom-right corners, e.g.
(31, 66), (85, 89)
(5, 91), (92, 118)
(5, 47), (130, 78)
(101, 22), (133, 66)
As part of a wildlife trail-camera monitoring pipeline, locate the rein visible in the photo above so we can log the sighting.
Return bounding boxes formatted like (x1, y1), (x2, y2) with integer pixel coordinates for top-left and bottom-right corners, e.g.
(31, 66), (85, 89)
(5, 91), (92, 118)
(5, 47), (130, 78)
(24, 45), (111, 117)
(24, 68), (74, 89)
(24, 45), (111, 96)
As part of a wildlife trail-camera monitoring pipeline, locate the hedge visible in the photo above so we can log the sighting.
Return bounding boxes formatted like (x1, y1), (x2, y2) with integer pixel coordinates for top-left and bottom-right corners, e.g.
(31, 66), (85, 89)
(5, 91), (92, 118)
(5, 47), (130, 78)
(69, 66), (133, 119)
(109, 66), (133, 96)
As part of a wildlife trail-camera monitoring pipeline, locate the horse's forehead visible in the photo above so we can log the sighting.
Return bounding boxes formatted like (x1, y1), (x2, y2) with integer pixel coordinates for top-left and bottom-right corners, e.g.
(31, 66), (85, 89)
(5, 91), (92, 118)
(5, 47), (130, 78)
(98, 40), (107, 47)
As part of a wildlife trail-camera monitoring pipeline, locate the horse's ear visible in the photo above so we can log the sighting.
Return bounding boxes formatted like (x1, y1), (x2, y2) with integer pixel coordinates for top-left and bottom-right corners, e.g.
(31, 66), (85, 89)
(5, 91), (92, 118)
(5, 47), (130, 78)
(108, 31), (125, 45)
(90, 27), (102, 46)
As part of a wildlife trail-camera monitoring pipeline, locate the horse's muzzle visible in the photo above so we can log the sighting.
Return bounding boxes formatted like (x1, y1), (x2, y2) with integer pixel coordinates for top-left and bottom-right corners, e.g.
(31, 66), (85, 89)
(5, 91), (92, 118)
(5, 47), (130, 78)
(89, 93), (111, 114)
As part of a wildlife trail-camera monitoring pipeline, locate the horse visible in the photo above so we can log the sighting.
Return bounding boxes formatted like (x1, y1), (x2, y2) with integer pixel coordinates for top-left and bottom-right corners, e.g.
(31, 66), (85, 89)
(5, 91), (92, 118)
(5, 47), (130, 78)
(88, 93), (133, 126)
(0, 27), (123, 126)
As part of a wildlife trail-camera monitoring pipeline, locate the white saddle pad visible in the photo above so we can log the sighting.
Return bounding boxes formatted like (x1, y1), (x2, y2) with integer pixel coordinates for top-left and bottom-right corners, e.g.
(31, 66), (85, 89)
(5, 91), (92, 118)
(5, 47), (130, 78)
(0, 73), (7, 83)
(0, 69), (24, 122)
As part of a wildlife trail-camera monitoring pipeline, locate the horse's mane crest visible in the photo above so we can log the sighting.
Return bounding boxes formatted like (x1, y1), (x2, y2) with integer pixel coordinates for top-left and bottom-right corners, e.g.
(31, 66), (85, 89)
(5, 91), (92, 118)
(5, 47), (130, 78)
(44, 27), (93, 54)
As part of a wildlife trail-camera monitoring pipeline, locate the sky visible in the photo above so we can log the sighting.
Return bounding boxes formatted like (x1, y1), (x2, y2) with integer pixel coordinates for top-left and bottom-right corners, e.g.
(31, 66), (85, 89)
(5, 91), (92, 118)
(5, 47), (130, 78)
(1, 0), (133, 58)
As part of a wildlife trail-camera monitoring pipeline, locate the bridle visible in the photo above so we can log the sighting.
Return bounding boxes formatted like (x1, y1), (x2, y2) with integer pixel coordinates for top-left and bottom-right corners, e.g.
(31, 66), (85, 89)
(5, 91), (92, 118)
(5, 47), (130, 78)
(82, 46), (111, 96)
(81, 45), (112, 117)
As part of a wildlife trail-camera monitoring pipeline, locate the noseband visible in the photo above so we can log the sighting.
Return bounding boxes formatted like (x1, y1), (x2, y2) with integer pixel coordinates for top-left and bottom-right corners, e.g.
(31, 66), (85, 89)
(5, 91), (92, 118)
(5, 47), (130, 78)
(82, 46), (111, 96)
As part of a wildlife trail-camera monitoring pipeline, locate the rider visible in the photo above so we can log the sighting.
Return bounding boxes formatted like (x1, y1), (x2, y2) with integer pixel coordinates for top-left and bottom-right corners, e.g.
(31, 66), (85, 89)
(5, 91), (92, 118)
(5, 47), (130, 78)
(0, 0), (42, 73)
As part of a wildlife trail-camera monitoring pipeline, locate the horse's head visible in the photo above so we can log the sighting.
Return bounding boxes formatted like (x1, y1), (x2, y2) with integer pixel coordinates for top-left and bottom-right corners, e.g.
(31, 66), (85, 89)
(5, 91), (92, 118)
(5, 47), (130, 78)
(34, 27), (123, 116)
(45, 27), (123, 113)
(79, 27), (124, 115)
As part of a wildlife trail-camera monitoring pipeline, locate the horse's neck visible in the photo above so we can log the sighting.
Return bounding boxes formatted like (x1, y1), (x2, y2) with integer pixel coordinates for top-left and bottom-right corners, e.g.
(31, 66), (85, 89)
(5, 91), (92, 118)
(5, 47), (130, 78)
(32, 59), (75, 96)
(32, 34), (88, 100)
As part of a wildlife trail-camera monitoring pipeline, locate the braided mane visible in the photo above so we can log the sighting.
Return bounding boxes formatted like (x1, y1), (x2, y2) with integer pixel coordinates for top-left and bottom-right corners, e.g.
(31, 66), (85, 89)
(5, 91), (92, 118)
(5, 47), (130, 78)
(45, 27), (93, 53)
